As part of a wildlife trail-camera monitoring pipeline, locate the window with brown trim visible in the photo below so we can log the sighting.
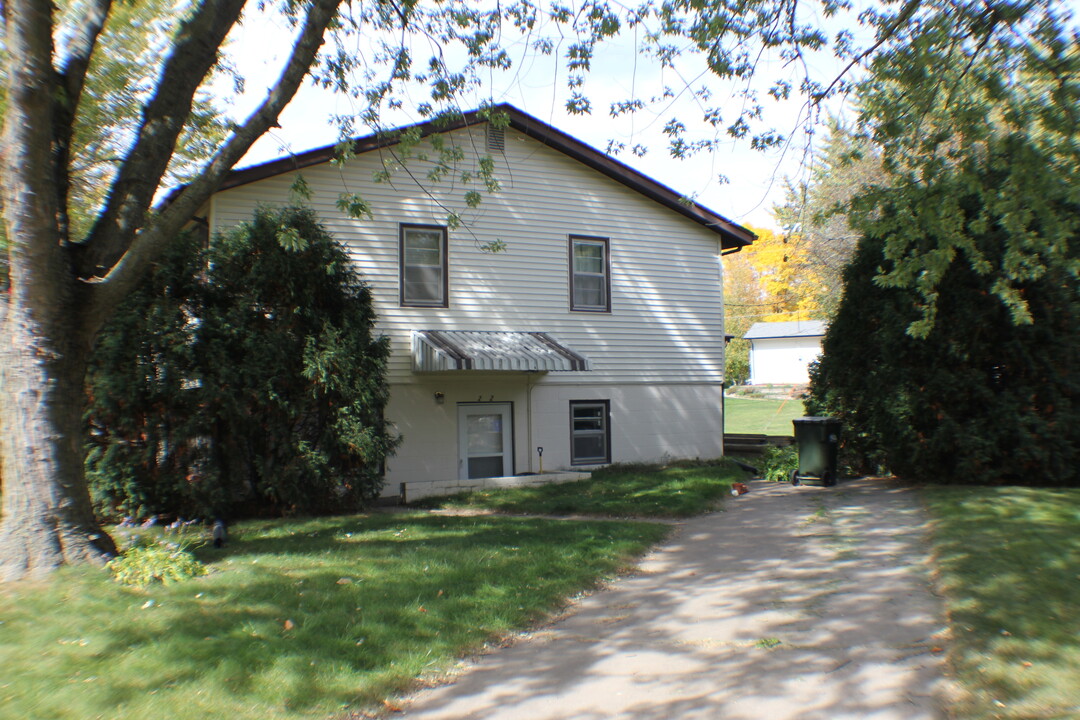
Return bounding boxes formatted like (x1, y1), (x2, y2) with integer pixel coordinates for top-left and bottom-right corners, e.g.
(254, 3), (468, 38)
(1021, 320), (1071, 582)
(400, 224), (448, 307)
(570, 400), (611, 465)
(569, 235), (610, 312)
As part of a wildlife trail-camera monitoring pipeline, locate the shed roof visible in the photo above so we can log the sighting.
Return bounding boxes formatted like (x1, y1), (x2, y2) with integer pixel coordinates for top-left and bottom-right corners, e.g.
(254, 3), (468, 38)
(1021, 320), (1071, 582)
(744, 320), (828, 340)
(202, 104), (754, 252)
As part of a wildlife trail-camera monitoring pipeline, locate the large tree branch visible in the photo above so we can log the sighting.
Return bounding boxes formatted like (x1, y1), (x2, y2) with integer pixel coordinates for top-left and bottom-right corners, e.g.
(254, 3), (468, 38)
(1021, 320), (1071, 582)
(55, 0), (113, 110)
(87, 0), (343, 331)
(812, 0), (922, 102)
(76, 0), (249, 278)
(52, 0), (114, 246)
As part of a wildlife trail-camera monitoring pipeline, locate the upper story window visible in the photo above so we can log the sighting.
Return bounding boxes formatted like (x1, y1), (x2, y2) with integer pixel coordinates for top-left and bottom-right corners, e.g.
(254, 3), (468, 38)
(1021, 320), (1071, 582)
(400, 224), (448, 307)
(569, 235), (610, 312)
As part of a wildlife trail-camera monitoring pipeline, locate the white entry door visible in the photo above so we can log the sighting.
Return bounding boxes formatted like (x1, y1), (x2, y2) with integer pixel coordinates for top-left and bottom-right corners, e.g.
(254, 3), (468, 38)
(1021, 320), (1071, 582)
(458, 403), (513, 480)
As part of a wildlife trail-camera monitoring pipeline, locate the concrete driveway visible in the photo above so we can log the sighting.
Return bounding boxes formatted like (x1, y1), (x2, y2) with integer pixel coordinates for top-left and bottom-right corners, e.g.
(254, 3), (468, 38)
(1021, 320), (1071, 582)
(398, 477), (950, 719)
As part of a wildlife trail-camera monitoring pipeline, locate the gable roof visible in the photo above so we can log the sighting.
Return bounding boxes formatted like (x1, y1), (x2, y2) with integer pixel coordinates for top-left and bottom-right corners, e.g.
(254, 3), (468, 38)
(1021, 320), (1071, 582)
(744, 320), (828, 340)
(209, 104), (755, 252)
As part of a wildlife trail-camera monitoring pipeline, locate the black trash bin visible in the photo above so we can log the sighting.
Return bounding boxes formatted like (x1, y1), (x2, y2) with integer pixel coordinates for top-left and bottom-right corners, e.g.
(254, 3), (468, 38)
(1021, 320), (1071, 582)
(791, 417), (841, 487)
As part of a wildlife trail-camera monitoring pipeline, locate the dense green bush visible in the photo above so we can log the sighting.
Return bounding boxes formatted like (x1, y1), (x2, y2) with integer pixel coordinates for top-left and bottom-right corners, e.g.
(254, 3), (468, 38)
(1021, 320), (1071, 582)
(807, 184), (1080, 486)
(86, 206), (398, 519)
(760, 445), (797, 482)
(107, 538), (208, 587)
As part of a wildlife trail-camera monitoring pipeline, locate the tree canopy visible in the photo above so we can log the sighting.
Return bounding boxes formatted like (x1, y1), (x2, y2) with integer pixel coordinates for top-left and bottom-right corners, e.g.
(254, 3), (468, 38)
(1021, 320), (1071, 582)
(774, 122), (887, 318)
(849, 12), (1079, 334)
(806, 176), (1080, 484)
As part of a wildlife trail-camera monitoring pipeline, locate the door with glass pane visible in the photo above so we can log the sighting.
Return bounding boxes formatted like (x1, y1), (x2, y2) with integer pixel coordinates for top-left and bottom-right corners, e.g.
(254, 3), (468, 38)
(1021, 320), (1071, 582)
(458, 403), (513, 480)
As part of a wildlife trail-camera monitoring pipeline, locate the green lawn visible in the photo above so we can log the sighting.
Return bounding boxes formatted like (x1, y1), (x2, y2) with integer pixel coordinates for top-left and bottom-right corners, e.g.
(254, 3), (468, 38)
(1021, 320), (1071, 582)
(11, 465), (1070, 720)
(0, 513), (667, 720)
(924, 486), (1080, 719)
(724, 395), (806, 435)
(415, 460), (748, 517)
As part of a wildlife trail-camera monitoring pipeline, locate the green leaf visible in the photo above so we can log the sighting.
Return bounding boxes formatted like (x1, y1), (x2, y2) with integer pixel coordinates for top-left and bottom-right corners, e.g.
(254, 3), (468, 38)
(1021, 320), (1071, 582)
(336, 193), (373, 220)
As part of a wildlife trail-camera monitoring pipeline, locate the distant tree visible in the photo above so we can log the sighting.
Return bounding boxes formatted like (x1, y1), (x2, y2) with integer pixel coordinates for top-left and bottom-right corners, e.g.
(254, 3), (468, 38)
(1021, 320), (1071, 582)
(807, 159), (1080, 484)
(742, 226), (823, 320)
(774, 124), (888, 318)
(85, 206), (397, 519)
(724, 225), (825, 384)
(723, 242), (763, 386)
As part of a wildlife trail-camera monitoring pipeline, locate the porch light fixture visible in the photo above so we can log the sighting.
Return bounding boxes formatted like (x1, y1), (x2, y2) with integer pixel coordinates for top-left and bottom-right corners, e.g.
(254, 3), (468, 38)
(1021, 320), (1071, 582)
(434, 392), (445, 404)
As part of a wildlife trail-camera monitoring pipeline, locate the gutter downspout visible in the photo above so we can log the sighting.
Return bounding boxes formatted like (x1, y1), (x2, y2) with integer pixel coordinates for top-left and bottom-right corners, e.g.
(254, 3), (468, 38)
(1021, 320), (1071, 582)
(526, 371), (536, 472)
(718, 239), (726, 455)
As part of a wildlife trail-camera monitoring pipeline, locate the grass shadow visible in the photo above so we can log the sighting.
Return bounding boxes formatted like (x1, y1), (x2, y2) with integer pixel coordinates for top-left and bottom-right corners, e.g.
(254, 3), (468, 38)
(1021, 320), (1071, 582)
(0, 513), (667, 720)
(925, 485), (1080, 719)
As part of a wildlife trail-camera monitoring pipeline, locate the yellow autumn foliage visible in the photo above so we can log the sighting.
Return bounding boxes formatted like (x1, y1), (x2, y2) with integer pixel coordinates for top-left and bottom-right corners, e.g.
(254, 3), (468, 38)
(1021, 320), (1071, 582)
(727, 224), (826, 323)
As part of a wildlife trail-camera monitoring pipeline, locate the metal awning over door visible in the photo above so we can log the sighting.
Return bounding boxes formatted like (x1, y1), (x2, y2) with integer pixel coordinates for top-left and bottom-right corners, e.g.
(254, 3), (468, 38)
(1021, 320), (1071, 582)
(412, 330), (590, 372)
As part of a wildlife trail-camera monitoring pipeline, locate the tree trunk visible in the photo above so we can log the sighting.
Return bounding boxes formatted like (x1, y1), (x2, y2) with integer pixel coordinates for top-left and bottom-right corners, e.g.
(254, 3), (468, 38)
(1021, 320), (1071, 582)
(0, 0), (341, 581)
(0, 0), (117, 582)
(0, 298), (116, 582)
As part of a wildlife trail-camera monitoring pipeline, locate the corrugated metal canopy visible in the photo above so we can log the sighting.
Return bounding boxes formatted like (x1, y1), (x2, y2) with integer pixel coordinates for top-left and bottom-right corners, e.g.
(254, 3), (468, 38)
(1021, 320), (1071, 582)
(413, 330), (589, 372)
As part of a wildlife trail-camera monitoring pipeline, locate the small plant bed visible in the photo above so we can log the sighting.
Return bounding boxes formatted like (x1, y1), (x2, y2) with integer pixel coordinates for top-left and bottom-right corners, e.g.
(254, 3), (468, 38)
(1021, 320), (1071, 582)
(723, 396), (806, 435)
(924, 486), (1080, 720)
(759, 445), (799, 482)
(0, 513), (666, 720)
(415, 460), (748, 517)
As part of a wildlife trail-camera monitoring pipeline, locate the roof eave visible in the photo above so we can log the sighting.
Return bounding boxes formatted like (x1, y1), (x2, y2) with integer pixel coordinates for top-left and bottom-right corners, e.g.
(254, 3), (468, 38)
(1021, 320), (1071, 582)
(186, 104), (756, 251)
(499, 106), (754, 250)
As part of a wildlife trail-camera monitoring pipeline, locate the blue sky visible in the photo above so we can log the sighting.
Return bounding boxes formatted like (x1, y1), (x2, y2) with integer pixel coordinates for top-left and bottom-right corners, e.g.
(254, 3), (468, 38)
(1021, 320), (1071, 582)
(219, 6), (858, 231)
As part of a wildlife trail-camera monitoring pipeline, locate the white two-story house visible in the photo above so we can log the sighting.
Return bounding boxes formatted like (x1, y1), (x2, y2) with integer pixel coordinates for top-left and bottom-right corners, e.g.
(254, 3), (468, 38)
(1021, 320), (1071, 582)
(202, 104), (754, 499)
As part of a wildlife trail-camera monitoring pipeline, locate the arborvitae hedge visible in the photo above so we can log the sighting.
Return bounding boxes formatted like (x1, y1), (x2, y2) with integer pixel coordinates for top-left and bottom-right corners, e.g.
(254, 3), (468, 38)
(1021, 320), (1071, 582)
(86, 206), (398, 520)
(807, 198), (1079, 486)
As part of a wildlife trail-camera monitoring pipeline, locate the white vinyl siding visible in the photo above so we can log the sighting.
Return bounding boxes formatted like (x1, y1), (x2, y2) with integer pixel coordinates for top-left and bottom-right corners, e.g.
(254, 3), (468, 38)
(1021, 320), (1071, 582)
(382, 381), (721, 486)
(749, 336), (824, 384)
(208, 125), (725, 387)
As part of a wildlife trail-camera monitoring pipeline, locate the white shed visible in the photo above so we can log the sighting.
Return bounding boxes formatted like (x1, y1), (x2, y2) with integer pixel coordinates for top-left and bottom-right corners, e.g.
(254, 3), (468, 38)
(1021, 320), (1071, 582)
(744, 321), (827, 385)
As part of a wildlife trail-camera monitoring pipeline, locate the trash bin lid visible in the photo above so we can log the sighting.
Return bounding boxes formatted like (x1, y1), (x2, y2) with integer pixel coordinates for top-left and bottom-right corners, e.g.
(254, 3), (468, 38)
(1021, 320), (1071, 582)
(793, 416), (840, 424)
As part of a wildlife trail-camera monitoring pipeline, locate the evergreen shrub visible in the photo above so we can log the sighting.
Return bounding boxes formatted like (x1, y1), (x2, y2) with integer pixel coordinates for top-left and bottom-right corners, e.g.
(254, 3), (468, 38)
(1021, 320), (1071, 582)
(807, 189), (1079, 486)
(86, 206), (398, 519)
